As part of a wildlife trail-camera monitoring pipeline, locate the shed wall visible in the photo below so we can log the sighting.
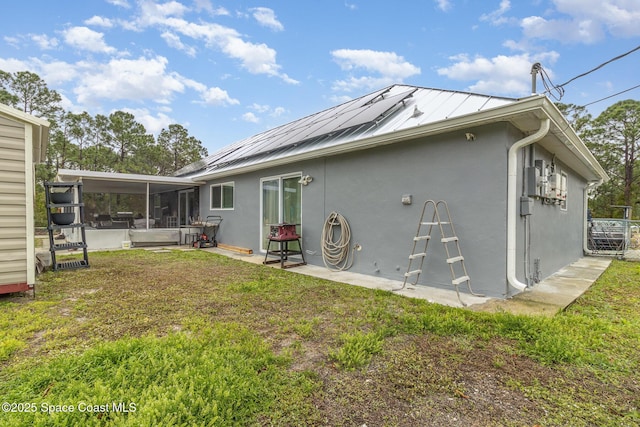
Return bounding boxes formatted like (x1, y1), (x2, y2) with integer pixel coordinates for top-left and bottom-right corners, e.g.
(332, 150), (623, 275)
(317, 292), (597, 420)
(0, 116), (28, 287)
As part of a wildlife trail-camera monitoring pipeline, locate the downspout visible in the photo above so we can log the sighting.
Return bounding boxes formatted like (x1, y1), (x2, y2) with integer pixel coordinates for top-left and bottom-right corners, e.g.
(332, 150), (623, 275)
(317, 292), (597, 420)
(583, 180), (602, 255)
(507, 118), (550, 292)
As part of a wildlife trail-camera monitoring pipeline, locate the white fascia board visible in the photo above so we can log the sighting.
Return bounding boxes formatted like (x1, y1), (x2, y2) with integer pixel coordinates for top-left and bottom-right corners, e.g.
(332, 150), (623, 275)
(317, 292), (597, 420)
(56, 169), (205, 186)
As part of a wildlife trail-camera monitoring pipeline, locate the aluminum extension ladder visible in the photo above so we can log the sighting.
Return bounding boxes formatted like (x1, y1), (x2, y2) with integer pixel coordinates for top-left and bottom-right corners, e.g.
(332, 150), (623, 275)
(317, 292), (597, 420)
(397, 200), (484, 306)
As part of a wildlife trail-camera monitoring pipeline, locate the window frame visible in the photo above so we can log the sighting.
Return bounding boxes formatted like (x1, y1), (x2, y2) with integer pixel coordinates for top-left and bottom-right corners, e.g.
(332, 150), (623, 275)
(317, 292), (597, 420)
(209, 182), (235, 210)
(259, 172), (302, 251)
(560, 171), (568, 211)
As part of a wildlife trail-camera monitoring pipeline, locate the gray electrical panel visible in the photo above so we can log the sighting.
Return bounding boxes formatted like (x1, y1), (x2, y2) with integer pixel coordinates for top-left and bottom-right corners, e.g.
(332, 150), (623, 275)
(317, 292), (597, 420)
(526, 167), (539, 197)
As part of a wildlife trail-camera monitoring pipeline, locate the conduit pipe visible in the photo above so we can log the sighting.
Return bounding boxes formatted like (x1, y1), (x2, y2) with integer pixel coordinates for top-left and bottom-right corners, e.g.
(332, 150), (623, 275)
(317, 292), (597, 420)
(507, 118), (550, 292)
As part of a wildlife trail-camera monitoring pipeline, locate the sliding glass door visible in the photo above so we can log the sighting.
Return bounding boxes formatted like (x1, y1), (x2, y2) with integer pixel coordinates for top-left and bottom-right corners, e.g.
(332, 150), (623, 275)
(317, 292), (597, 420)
(261, 174), (301, 251)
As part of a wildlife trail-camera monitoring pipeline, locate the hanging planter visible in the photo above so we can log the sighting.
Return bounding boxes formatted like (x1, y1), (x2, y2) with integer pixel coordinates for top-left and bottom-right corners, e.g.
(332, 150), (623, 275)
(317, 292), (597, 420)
(51, 212), (75, 225)
(50, 191), (73, 204)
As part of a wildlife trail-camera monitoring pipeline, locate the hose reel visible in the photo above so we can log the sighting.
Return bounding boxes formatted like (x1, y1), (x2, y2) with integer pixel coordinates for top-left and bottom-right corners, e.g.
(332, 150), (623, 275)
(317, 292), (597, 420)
(321, 212), (356, 271)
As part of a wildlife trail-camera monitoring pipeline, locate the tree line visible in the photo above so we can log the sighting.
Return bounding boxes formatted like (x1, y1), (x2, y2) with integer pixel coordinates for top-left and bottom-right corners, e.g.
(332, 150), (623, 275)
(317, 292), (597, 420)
(557, 101), (640, 218)
(0, 70), (208, 183)
(2, 69), (640, 219)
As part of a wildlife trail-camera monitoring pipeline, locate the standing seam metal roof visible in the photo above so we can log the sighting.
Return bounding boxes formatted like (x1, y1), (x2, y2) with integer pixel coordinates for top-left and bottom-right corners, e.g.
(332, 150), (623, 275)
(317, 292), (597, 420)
(180, 85), (517, 178)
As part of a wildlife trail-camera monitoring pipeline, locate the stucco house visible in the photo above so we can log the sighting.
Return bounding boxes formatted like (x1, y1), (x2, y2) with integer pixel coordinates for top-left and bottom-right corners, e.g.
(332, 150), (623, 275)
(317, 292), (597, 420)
(178, 84), (607, 299)
(0, 103), (49, 294)
(57, 84), (607, 300)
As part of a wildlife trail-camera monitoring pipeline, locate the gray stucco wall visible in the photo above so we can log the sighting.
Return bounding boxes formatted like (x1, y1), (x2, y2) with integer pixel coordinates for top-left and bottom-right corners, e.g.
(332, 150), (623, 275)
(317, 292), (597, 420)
(514, 143), (587, 290)
(201, 121), (589, 299)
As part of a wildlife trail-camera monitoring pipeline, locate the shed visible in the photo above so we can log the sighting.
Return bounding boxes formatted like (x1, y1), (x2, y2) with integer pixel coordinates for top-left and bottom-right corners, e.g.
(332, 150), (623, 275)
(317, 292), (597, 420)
(0, 104), (49, 294)
(180, 85), (608, 300)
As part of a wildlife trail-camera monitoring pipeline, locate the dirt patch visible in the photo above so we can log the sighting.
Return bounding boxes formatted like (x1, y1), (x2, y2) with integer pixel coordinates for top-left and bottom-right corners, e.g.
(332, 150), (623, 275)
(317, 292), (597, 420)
(313, 335), (550, 426)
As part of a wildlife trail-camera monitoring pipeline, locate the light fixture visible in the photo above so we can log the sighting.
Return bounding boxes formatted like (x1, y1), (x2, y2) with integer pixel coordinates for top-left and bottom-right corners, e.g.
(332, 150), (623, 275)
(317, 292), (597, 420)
(298, 175), (313, 186)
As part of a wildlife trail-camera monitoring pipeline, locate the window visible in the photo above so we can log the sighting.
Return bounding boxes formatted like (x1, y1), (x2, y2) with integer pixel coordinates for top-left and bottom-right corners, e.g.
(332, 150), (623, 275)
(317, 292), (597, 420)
(210, 182), (234, 210)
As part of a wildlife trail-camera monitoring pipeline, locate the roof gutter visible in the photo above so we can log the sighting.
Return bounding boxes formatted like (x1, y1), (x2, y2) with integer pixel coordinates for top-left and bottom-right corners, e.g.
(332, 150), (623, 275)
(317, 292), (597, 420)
(507, 118), (550, 292)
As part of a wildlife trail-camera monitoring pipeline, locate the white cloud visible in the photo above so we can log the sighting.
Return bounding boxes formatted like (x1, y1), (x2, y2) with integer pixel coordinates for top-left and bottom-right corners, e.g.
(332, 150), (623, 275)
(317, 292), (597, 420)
(3, 36), (20, 49)
(247, 103), (287, 119)
(0, 57), (30, 73)
(345, 3), (357, 11)
(249, 103), (270, 113)
(242, 112), (260, 123)
(191, 0), (229, 16)
(125, 0), (188, 29)
(106, 0), (130, 8)
(120, 107), (173, 135)
(62, 26), (117, 54)
(480, 0), (512, 25)
(250, 7), (284, 31)
(29, 58), (80, 86)
(73, 56), (185, 105)
(437, 51), (560, 96)
(200, 86), (239, 106)
(521, 15), (605, 43)
(161, 31), (197, 56)
(126, 1), (297, 83)
(520, 0), (640, 43)
(7, 53), (241, 110)
(331, 49), (421, 92)
(85, 16), (114, 28)
(271, 106), (286, 117)
(30, 34), (59, 50)
(435, 0), (452, 12)
(555, 0), (640, 36)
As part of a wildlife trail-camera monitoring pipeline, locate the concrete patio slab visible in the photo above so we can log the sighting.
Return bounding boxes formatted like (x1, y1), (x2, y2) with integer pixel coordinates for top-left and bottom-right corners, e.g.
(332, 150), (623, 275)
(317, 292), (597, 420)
(204, 247), (613, 315)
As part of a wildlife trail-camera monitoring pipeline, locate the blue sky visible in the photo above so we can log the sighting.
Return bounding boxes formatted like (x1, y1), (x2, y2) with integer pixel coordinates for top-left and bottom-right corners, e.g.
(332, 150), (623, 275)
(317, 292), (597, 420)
(1, 0), (639, 154)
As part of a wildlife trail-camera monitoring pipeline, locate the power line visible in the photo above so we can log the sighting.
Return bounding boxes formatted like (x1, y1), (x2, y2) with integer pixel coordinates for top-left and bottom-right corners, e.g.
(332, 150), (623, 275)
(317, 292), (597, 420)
(581, 83), (640, 108)
(556, 44), (640, 89)
(540, 43), (640, 109)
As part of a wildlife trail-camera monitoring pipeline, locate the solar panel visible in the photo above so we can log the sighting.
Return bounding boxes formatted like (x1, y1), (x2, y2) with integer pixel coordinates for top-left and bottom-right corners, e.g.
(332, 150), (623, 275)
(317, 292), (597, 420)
(212, 87), (399, 164)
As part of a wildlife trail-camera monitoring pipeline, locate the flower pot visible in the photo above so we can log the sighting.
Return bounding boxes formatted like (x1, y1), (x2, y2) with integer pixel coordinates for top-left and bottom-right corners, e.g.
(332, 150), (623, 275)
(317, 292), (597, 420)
(50, 191), (73, 204)
(51, 212), (75, 225)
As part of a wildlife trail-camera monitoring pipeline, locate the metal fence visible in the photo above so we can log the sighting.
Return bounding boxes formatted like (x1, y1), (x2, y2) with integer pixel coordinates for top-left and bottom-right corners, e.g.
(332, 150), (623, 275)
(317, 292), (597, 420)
(587, 218), (640, 258)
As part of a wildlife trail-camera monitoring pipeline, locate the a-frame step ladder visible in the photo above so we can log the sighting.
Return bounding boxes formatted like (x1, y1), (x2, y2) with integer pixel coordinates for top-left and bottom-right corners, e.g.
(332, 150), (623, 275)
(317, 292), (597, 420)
(397, 200), (483, 306)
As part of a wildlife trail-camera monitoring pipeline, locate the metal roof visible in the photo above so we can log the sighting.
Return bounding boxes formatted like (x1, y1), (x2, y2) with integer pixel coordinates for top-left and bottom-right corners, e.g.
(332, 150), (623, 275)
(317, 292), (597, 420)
(180, 85), (514, 179)
(181, 84), (606, 183)
(57, 169), (204, 194)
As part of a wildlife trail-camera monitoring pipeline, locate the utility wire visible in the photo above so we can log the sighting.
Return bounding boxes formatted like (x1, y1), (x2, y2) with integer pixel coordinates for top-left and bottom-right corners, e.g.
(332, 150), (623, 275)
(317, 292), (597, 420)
(539, 43), (640, 108)
(539, 66), (564, 101)
(581, 83), (640, 108)
(556, 44), (640, 90)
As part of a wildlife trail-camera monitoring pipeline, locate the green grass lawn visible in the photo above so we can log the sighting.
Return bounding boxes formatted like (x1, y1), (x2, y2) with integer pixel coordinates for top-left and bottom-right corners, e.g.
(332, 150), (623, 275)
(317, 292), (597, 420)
(0, 250), (638, 426)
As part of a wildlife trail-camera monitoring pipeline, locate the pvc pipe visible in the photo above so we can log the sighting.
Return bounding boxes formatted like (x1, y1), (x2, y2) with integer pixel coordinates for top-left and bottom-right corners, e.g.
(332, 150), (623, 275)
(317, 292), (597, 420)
(507, 119), (550, 292)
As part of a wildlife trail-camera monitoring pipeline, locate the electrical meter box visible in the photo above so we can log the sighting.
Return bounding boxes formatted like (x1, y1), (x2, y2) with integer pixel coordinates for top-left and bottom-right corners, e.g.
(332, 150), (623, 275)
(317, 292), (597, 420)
(548, 173), (562, 199)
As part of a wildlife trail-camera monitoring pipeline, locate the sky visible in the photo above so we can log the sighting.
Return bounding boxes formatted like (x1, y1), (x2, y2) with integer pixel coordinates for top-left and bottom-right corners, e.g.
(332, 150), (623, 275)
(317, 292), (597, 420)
(1, 0), (639, 155)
